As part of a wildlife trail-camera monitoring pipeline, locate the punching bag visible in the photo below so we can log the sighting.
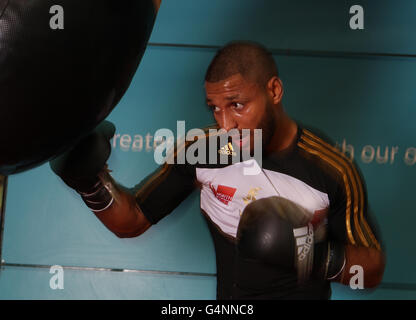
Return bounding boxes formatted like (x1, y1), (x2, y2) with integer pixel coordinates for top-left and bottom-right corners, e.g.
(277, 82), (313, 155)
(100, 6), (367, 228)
(0, 0), (158, 175)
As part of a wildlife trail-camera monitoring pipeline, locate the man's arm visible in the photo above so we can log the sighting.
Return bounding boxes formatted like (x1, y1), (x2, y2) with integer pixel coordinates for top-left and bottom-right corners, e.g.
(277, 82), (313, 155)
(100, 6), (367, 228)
(336, 244), (385, 288)
(89, 168), (152, 238)
(328, 164), (385, 288)
(50, 120), (197, 238)
(81, 159), (196, 238)
(297, 126), (385, 287)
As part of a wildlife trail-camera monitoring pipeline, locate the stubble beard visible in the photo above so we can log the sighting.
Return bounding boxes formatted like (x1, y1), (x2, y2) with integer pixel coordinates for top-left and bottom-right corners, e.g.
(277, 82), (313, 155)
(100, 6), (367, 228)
(258, 103), (276, 151)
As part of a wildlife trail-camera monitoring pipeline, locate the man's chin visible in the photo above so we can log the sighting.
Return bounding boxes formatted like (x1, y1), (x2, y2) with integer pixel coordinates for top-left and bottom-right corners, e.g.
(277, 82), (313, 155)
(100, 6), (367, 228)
(238, 140), (259, 156)
(228, 131), (267, 156)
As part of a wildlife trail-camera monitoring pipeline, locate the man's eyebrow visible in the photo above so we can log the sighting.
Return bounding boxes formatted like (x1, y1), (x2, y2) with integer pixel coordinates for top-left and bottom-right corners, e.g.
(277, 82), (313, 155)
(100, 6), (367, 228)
(225, 94), (240, 101)
(206, 94), (242, 104)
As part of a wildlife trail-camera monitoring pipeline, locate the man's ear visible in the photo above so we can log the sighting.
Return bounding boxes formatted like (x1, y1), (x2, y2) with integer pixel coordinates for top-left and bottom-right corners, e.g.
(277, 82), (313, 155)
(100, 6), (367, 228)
(267, 76), (284, 104)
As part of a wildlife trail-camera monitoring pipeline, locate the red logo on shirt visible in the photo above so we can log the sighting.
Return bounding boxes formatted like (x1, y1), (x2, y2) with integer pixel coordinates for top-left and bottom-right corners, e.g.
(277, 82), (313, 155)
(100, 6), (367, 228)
(210, 184), (237, 205)
(311, 207), (329, 228)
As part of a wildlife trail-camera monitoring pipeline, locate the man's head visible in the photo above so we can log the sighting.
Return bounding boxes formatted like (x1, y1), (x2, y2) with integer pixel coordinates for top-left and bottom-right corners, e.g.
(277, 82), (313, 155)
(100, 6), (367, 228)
(204, 41), (283, 151)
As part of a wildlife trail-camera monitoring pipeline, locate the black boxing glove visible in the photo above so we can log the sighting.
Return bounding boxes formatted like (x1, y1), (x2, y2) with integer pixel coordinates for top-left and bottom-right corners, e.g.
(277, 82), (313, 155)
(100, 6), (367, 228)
(236, 196), (345, 283)
(50, 120), (116, 212)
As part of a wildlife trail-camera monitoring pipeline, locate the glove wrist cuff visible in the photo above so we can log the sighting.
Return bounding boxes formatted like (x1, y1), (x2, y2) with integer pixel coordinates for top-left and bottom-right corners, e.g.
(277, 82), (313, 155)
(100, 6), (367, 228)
(78, 172), (114, 213)
(314, 241), (346, 281)
(326, 241), (346, 280)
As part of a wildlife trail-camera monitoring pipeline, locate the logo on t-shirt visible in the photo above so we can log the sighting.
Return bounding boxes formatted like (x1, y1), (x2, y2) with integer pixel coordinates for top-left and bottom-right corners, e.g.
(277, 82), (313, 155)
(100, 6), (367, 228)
(311, 207), (329, 228)
(210, 184), (237, 205)
(218, 142), (236, 156)
(242, 187), (262, 205)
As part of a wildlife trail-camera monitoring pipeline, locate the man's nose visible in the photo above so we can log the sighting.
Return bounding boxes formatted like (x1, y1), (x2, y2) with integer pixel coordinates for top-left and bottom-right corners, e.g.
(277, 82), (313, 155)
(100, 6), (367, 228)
(220, 111), (237, 132)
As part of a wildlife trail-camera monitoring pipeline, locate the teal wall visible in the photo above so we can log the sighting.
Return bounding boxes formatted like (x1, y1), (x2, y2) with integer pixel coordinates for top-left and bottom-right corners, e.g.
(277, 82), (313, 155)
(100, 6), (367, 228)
(1, 0), (416, 299)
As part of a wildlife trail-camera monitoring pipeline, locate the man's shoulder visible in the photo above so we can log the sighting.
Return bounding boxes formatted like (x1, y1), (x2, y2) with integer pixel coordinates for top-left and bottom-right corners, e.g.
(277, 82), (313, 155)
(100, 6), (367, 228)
(297, 122), (337, 148)
(296, 122), (347, 164)
(296, 122), (366, 192)
(294, 122), (354, 186)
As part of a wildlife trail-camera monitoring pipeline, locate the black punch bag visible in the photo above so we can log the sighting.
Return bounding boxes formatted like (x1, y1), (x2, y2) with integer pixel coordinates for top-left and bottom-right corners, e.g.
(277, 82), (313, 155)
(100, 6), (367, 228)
(0, 0), (157, 175)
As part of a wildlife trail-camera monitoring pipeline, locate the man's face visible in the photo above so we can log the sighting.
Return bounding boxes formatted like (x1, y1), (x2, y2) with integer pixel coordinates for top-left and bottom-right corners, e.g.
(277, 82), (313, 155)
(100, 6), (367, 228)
(205, 73), (276, 151)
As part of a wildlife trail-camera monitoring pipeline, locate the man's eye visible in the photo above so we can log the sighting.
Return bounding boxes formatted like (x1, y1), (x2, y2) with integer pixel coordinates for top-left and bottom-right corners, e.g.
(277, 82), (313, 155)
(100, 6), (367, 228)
(233, 103), (244, 110)
(211, 106), (220, 112)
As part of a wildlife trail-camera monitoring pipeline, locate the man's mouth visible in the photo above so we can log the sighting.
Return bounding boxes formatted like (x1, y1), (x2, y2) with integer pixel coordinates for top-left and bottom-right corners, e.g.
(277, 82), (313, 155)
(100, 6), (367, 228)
(231, 133), (251, 149)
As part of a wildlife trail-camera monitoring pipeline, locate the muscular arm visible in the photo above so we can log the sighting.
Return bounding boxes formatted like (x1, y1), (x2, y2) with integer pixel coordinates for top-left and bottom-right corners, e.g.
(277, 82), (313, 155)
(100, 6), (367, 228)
(87, 157), (196, 238)
(323, 137), (385, 288)
(328, 188), (385, 288)
(327, 177), (385, 288)
(336, 244), (385, 288)
(92, 169), (151, 238)
(327, 198), (385, 289)
(75, 128), (207, 239)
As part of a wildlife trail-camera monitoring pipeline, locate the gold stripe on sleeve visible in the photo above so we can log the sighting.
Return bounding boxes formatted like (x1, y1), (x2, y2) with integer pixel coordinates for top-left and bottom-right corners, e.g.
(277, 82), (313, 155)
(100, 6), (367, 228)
(300, 135), (368, 247)
(350, 161), (381, 250)
(297, 141), (356, 246)
(302, 129), (380, 249)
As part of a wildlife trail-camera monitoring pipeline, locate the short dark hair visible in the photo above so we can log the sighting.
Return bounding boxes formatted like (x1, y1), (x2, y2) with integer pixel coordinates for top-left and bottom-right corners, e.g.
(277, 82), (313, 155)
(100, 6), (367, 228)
(205, 41), (278, 87)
